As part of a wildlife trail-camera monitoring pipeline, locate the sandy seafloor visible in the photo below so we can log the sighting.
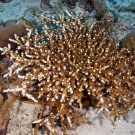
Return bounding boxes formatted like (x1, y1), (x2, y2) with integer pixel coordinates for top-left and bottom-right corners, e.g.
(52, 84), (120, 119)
(0, 0), (135, 135)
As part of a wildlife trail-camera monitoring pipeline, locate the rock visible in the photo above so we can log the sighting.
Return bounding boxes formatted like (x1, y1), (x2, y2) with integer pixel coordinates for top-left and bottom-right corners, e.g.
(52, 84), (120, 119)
(23, 7), (41, 19)
(91, 0), (107, 14)
(40, 0), (52, 10)
(79, 0), (94, 12)
(126, 3), (135, 12)
(0, 0), (12, 3)
(96, 10), (118, 23)
(0, 20), (27, 50)
(120, 27), (135, 51)
(61, 0), (77, 9)
(0, 5), (5, 12)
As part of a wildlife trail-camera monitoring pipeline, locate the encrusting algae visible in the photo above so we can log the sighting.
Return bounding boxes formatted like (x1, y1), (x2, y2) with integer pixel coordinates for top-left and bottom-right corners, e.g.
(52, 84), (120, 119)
(0, 13), (135, 135)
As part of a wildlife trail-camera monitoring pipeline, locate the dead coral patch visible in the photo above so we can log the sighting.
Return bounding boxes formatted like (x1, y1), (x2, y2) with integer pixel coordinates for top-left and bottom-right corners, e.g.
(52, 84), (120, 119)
(0, 20), (26, 50)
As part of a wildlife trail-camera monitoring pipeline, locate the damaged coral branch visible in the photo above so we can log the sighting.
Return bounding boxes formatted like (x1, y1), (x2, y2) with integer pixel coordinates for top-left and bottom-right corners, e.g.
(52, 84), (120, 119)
(0, 13), (135, 134)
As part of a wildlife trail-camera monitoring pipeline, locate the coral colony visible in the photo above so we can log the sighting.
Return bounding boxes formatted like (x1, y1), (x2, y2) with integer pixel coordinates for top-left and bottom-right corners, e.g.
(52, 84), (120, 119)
(0, 13), (135, 135)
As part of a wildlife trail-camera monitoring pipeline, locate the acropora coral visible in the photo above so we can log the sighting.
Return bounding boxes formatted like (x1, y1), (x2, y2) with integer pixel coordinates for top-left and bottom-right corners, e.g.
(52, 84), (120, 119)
(0, 13), (135, 135)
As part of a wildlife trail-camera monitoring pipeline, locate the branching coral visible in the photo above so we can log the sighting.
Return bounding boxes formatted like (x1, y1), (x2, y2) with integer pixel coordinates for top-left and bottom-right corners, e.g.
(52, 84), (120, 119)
(0, 20), (26, 50)
(0, 13), (135, 134)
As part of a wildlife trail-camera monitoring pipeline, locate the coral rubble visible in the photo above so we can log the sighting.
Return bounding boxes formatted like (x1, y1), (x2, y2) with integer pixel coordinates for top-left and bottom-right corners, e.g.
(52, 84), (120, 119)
(0, 13), (135, 134)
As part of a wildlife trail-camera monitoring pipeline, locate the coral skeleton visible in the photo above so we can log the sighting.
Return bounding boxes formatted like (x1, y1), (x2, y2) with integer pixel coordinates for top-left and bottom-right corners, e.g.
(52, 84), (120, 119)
(0, 13), (135, 134)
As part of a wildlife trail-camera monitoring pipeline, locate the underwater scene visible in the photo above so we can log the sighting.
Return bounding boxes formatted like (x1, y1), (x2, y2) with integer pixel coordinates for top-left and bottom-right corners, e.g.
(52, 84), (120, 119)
(0, 0), (135, 135)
